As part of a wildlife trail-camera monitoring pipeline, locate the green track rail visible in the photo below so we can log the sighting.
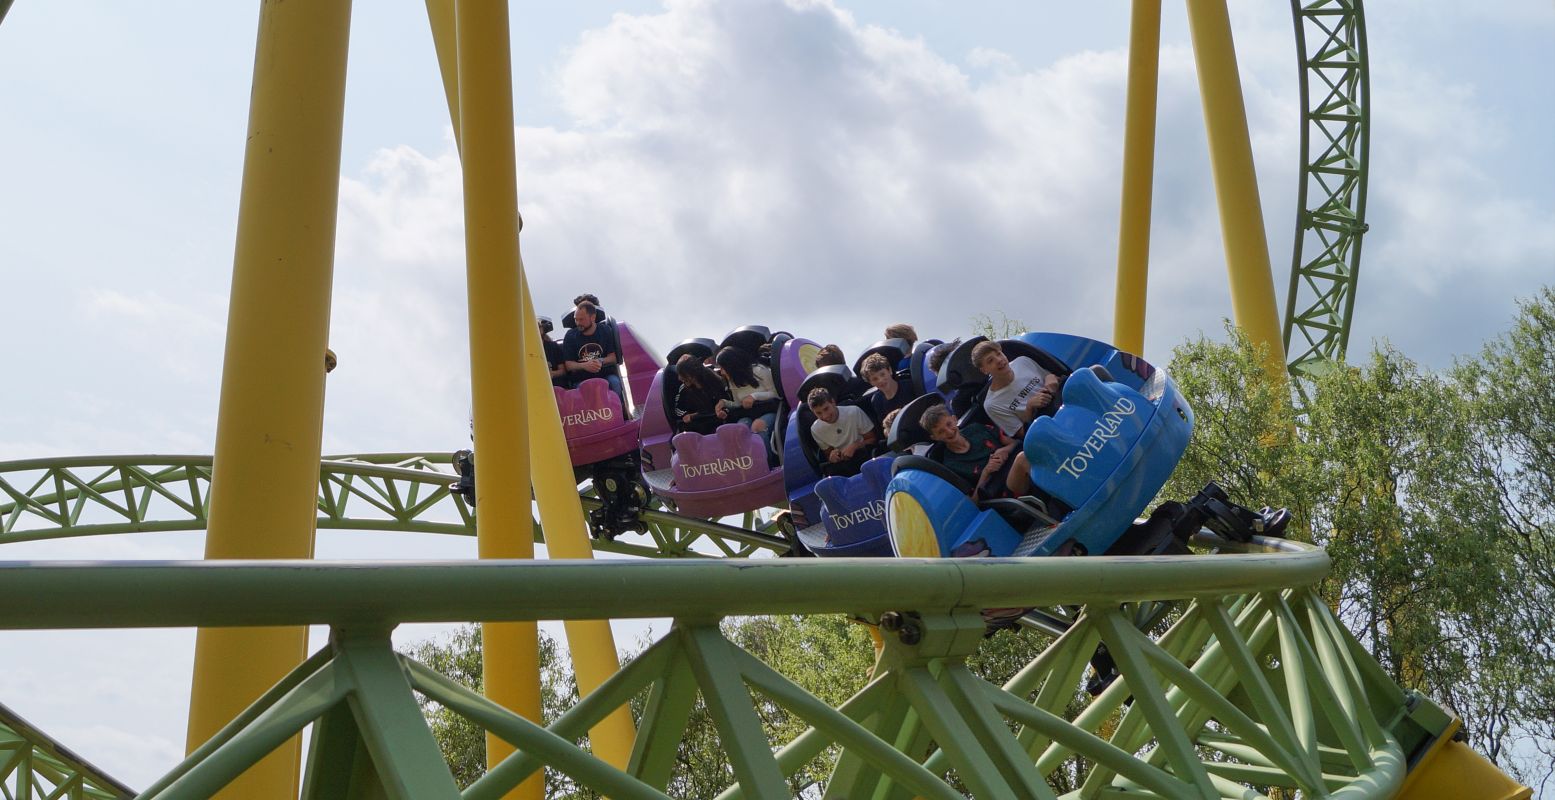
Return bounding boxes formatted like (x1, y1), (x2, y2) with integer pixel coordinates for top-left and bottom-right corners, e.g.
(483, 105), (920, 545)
(0, 536), (1453, 799)
(1283, 0), (1372, 379)
(0, 454), (791, 559)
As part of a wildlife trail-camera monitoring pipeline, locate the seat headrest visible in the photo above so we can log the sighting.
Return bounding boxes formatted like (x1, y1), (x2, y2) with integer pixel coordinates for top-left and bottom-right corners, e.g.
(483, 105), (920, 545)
(853, 339), (911, 377)
(559, 306), (606, 330)
(909, 340), (937, 396)
(768, 332), (793, 400)
(887, 392), (948, 451)
(997, 338), (1071, 376)
(719, 326), (771, 358)
(665, 337), (718, 366)
(797, 365), (853, 409)
(937, 336), (988, 392)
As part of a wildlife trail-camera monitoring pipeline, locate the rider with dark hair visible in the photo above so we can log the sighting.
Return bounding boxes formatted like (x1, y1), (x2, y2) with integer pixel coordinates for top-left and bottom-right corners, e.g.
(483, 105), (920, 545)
(862, 352), (915, 421)
(714, 346), (780, 454)
(927, 338), (961, 374)
(883, 322), (918, 348)
(920, 402), (1034, 499)
(815, 344), (847, 368)
(808, 387), (877, 478)
(563, 300), (624, 400)
(674, 357), (731, 436)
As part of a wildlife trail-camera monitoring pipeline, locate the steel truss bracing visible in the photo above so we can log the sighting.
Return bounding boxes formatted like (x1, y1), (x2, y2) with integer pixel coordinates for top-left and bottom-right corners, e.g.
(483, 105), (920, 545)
(0, 454), (790, 559)
(0, 538), (1456, 799)
(0, 704), (132, 800)
(1284, 0), (1371, 379)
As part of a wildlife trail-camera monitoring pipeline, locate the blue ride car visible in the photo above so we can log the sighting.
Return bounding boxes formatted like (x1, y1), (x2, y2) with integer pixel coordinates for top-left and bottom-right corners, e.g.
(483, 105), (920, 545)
(885, 332), (1195, 560)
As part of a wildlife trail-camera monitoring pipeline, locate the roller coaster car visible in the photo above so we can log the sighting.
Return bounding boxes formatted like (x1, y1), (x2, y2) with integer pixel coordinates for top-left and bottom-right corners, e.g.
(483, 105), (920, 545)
(635, 327), (792, 518)
(886, 332), (1197, 560)
(796, 455), (897, 557)
(554, 320), (661, 538)
(554, 320), (659, 467)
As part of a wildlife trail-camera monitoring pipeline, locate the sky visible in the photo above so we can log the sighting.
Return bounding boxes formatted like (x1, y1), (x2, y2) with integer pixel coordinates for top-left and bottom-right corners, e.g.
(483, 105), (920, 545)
(1, 0), (1552, 791)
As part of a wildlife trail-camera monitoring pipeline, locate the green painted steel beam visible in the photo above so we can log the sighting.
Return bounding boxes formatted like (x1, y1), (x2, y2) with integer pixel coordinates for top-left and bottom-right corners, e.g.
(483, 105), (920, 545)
(0, 453), (791, 558)
(0, 703), (132, 799)
(0, 540), (1329, 630)
(0, 525), (1433, 798)
(1284, 0), (1371, 380)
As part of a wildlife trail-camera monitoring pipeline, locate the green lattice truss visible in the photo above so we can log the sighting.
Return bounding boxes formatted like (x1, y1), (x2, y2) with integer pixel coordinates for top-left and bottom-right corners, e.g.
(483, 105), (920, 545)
(1284, 0), (1371, 380)
(0, 540), (1456, 799)
(0, 454), (790, 559)
(0, 703), (132, 800)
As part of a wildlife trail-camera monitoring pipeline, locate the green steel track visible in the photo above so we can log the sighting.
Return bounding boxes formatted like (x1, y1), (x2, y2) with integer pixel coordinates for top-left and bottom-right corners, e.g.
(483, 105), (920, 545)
(0, 703), (133, 800)
(0, 535), (1453, 799)
(0, 454), (791, 559)
(1283, 0), (1372, 379)
(1, 453), (1462, 797)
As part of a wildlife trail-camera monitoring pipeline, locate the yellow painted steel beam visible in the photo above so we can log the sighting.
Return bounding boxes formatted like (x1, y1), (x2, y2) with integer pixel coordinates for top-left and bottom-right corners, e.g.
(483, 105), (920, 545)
(518, 279), (640, 768)
(425, 0), (636, 772)
(184, 1), (354, 797)
(1396, 718), (1531, 800)
(1113, 0), (1163, 356)
(1184, 0), (1289, 382)
(425, 0), (460, 144)
(453, 1), (541, 796)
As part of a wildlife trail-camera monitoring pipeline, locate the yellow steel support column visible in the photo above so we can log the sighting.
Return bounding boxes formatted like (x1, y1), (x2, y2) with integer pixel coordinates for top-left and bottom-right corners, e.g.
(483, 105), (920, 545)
(425, 0), (636, 769)
(1184, 0), (1289, 382)
(518, 279), (638, 768)
(184, 1), (353, 797)
(1113, 0), (1163, 355)
(425, 0), (461, 142)
(455, 2), (541, 796)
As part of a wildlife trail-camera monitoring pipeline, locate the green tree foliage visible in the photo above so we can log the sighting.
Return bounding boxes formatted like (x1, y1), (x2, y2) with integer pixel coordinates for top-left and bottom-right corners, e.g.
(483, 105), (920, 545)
(404, 626), (585, 795)
(1161, 291), (1555, 785)
(970, 311), (1028, 340)
(722, 614), (877, 795)
(1158, 327), (1311, 537)
(1453, 286), (1555, 779)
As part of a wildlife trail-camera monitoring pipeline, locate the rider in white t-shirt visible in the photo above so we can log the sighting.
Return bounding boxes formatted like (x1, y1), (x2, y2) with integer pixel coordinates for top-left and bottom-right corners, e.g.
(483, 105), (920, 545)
(974, 340), (1115, 438)
(975, 341), (1061, 437)
(807, 387), (878, 477)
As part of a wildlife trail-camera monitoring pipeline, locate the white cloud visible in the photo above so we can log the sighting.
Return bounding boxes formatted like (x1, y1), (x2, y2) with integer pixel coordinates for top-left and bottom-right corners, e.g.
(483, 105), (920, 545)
(328, 0), (1553, 374)
(342, 0), (1172, 359)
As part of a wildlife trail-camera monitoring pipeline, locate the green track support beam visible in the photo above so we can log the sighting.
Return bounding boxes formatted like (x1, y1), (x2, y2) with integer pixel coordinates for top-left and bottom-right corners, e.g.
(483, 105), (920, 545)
(0, 534), (1440, 798)
(0, 703), (131, 799)
(0, 454), (792, 559)
(1284, 0), (1372, 379)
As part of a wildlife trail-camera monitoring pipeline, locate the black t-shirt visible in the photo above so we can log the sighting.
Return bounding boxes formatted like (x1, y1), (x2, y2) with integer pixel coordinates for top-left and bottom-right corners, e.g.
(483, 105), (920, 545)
(870, 383), (916, 423)
(562, 324), (620, 366)
(674, 382), (730, 435)
(543, 337), (567, 386)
